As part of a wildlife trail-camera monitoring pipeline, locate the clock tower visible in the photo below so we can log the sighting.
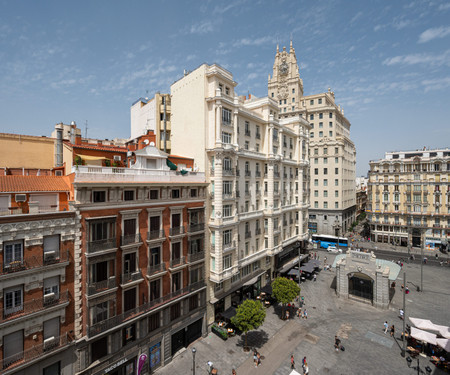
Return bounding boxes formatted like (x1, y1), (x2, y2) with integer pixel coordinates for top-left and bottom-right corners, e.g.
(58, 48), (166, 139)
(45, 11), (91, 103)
(268, 41), (304, 114)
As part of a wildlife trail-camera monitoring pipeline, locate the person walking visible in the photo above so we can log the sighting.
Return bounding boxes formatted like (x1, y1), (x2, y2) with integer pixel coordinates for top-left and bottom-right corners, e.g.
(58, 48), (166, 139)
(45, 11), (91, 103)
(334, 336), (341, 351)
(313, 274), (317, 282)
(303, 363), (309, 374)
(253, 350), (258, 368)
(290, 355), (295, 369)
(257, 352), (261, 366)
(232, 369), (237, 375)
(303, 309), (308, 319)
(390, 325), (395, 337)
(302, 356), (307, 366)
(384, 321), (389, 334)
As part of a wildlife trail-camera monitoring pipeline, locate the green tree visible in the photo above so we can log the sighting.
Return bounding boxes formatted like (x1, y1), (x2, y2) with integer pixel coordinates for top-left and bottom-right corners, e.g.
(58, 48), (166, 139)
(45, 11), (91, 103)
(231, 299), (266, 351)
(272, 277), (300, 319)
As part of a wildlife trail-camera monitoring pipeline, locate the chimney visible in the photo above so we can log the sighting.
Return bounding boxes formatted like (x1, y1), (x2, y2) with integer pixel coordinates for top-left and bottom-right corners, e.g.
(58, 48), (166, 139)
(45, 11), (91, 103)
(75, 134), (81, 145)
(55, 126), (63, 167)
(97, 140), (102, 146)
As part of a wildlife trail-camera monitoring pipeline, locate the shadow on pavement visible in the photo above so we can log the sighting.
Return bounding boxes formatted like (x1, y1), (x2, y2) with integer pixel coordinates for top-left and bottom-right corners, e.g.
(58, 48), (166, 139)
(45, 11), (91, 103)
(235, 330), (269, 350)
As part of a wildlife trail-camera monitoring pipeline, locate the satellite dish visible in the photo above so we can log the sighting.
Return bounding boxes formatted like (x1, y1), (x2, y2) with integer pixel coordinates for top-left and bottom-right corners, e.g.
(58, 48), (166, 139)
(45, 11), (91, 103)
(143, 139), (150, 145)
(150, 141), (155, 146)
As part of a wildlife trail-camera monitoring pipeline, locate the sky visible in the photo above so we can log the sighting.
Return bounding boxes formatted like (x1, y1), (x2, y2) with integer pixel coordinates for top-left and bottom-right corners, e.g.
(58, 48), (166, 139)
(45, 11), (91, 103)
(1, 0), (449, 176)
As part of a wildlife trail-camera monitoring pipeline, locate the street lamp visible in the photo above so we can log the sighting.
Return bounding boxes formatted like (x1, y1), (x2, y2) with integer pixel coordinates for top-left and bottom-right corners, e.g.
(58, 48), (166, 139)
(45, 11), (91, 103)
(192, 347), (196, 375)
(406, 356), (432, 374)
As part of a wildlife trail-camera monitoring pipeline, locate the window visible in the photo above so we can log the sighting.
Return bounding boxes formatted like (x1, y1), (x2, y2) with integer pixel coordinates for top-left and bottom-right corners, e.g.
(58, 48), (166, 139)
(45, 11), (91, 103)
(314, 158), (318, 164)
(335, 179), (339, 186)
(335, 168), (339, 174)
(124, 190), (134, 201)
(329, 122), (333, 128)
(318, 98), (322, 104)
(190, 266), (204, 284)
(329, 113), (333, 118)
(222, 132), (232, 144)
(93, 191), (106, 203)
(92, 301), (108, 324)
(122, 323), (136, 346)
(222, 108), (232, 124)
(4, 331), (23, 366)
(223, 204), (232, 217)
(245, 121), (250, 136)
(44, 235), (60, 260)
(170, 302), (181, 321)
(225, 86), (230, 95)
(319, 113), (323, 119)
(5, 286), (23, 315)
(150, 279), (160, 301)
(190, 188), (197, 198)
(223, 181), (232, 195)
(223, 254), (232, 270)
(324, 191), (328, 197)
(335, 191), (339, 197)
(123, 288), (136, 312)
(314, 190), (318, 197)
(324, 202), (328, 208)
(310, 100), (314, 105)
(148, 312), (160, 331)
(319, 122), (323, 128)
(310, 114), (314, 120)
(335, 147), (339, 154)
(4, 240), (23, 268)
(189, 294), (199, 311)
(310, 132), (314, 138)
(150, 189), (159, 199)
(43, 362), (60, 375)
(314, 168), (318, 175)
(223, 229), (232, 245)
(90, 219), (115, 242)
(324, 168), (328, 175)
(324, 179), (328, 186)
(172, 242), (181, 260)
(319, 131), (323, 137)
(335, 202), (339, 208)
(329, 131), (333, 137)
(44, 276), (59, 299)
(314, 201), (318, 208)
(172, 272), (182, 292)
(171, 189), (180, 199)
(292, 88), (295, 93)
(314, 179), (318, 186)
(271, 92), (274, 97)
(244, 141), (249, 150)
(324, 158), (328, 164)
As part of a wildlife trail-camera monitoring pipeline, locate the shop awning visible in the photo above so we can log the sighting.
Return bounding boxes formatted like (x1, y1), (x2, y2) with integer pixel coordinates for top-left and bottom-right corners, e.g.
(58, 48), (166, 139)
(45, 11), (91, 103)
(279, 254), (308, 274)
(410, 327), (437, 345)
(299, 264), (315, 273)
(79, 155), (108, 161)
(221, 306), (237, 320)
(437, 338), (450, 352)
(261, 283), (272, 294)
(288, 269), (300, 277)
(242, 271), (265, 287)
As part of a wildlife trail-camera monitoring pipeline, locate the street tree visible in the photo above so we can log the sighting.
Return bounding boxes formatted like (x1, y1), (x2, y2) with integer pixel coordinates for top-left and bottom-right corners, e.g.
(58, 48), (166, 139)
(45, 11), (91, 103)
(271, 277), (300, 319)
(231, 299), (266, 351)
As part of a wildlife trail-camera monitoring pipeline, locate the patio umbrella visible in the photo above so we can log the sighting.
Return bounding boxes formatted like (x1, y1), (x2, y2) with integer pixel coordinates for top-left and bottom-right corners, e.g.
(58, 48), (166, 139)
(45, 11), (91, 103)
(432, 325), (450, 339)
(436, 338), (450, 352)
(288, 269), (300, 276)
(410, 327), (437, 345)
(409, 317), (436, 331)
(289, 370), (301, 375)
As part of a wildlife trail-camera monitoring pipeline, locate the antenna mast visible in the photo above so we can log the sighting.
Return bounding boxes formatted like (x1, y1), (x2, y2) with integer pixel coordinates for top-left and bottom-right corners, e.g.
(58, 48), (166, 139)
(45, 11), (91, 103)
(85, 120), (88, 139)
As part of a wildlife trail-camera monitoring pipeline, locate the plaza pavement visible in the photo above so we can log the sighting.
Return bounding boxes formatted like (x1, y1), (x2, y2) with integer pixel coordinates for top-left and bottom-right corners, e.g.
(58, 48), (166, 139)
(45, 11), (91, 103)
(160, 249), (450, 375)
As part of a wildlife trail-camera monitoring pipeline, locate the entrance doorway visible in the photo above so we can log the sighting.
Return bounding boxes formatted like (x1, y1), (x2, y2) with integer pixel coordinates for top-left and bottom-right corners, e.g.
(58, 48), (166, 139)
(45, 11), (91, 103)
(348, 272), (373, 302)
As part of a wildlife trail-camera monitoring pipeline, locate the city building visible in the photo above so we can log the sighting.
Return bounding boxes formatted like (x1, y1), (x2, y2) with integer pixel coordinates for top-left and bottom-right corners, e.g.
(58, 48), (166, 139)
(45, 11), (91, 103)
(268, 42), (356, 236)
(130, 93), (171, 153)
(0, 175), (76, 374)
(70, 136), (208, 374)
(356, 177), (368, 217)
(367, 148), (450, 251)
(170, 63), (310, 324)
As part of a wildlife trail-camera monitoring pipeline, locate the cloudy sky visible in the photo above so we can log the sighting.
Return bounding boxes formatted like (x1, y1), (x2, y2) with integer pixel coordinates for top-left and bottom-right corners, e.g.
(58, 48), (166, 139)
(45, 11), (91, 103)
(1, 0), (449, 175)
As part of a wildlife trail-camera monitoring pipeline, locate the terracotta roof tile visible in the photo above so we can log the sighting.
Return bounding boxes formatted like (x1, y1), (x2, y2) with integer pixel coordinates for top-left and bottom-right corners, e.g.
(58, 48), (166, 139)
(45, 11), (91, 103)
(0, 176), (71, 193)
(65, 141), (127, 153)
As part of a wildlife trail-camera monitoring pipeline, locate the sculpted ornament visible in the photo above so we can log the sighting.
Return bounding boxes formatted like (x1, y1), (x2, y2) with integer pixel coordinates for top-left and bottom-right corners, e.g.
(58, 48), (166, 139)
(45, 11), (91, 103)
(215, 211), (222, 218)
(277, 84), (288, 99)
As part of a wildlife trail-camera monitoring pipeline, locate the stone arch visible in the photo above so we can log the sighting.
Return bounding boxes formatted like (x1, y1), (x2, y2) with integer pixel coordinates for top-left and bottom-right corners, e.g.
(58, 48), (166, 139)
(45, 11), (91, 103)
(347, 271), (374, 303)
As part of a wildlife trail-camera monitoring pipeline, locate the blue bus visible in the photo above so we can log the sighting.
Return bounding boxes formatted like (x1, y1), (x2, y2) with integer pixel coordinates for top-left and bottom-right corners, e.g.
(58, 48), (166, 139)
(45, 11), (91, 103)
(311, 234), (348, 249)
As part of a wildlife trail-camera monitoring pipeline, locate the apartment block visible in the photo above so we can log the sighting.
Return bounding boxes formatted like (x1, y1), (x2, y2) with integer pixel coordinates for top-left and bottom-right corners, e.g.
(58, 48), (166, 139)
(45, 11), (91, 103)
(70, 142), (208, 374)
(0, 176), (76, 375)
(367, 148), (450, 250)
(268, 42), (356, 236)
(170, 63), (310, 324)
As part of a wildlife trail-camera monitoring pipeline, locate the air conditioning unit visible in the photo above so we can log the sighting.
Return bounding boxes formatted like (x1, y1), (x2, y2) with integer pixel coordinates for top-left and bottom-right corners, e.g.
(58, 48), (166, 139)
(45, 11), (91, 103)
(113, 155), (121, 161)
(43, 336), (56, 350)
(44, 251), (56, 262)
(15, 194), (27, 202)
(44, 292), (56, 304)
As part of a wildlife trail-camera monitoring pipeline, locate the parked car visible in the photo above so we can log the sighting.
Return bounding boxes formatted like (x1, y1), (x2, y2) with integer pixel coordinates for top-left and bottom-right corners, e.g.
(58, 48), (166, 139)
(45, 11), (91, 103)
(327, 246), (342, 253)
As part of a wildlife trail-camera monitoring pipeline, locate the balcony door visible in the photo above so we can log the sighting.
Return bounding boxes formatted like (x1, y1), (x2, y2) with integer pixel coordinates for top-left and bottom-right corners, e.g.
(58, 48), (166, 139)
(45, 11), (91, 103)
(171, 213), (181, 229)
(4, 241), (23, 268)
(4, 330), (23, 364)
(123, 288), (137, 312)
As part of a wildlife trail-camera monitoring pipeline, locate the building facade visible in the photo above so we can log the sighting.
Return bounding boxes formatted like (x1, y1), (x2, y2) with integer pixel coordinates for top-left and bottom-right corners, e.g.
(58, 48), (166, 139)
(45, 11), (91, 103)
(367, 148), (450, 250)
(268, 43), (356, 237)
(170, 63), (310, 324)
(0, 176), (76, 375)
(130, 93), (171, 153)
(70, 144), (208, 375)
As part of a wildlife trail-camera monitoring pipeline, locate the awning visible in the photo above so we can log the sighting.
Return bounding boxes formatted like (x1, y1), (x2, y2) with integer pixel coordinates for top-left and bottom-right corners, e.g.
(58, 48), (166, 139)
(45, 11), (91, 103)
(308, 260), (321, 268)
(279, 254), (308, 274)
(220, 306), (237, 320)
(78, 155), (108, 161)
(289, 370), (301, 375)
(410, 327), (437, 345)
(436, 338), (450, 352)
(299, 264), (315, 273)
(409, 317), (436, 331)
(242, 271), (265, 287)
(261, 283), (272, 294)
(288, 269), (300, 277)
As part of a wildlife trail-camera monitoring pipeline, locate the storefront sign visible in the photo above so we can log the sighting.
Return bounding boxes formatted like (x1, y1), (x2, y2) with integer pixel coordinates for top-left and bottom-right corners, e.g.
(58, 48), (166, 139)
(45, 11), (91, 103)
(137, 354), (147, 375)
(104, 358), (127, 374)
(149, 342), (161, 369)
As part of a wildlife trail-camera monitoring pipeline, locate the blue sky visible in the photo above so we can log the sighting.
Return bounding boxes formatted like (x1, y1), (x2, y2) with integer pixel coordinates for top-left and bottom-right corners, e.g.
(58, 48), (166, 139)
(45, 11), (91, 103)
(1, 0), (449, 176)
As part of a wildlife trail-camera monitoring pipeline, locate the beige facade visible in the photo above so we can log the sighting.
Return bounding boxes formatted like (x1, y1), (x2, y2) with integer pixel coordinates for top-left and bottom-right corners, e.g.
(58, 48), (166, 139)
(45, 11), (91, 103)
(130, 93), (171, 153)
(170, 63), (310, 324)
(367, 149), (450, 250)
(268, 43), (356, 236)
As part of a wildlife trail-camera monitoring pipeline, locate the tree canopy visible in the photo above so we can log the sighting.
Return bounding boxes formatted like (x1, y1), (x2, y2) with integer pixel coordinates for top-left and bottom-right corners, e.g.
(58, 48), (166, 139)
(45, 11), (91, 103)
(272, 277), (300, 305)
(231, 299), (266, 334)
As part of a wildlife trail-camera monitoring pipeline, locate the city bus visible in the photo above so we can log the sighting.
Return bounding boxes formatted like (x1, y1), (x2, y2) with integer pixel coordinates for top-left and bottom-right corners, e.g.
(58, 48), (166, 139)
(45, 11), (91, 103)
(311, 234), (349, 249)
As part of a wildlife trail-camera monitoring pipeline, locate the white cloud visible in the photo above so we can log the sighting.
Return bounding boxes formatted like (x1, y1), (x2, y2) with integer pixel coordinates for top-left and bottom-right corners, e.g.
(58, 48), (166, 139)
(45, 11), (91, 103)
(382, 50), (450, 67)
(422, 77), (450, 92)
(350, 11), (363, 24)
(233, 35), (276, 47)
(190, 21), (213, 34)
(186, 54), (196, 61)
(247, 73), (258, 80)
(418, 26), (450, 43)
(438, 3), (450, 11)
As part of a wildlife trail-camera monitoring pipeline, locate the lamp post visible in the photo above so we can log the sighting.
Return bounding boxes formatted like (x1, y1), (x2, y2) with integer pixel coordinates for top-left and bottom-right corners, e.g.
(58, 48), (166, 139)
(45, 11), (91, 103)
(192, 347), (196, 375)
(401, 271), (406, 357)
(298, 241), (301, 303)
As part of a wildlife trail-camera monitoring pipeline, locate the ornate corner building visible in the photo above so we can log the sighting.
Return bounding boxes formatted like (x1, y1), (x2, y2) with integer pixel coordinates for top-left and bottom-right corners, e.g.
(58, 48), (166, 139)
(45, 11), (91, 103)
(269, 42), (357, 237)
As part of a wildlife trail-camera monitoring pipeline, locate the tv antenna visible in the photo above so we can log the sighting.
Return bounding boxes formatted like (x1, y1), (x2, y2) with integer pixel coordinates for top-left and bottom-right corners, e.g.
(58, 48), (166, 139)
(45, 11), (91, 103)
(85, 120), (88, 139)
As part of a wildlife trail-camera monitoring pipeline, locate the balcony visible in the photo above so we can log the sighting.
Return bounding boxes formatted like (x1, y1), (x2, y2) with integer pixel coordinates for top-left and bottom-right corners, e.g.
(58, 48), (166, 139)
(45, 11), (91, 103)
(1, 251), (69, 276)
(187, 251), (205, 263)
(87, 277), (117, 296)
(255, 228), (261, 235)
(245, 231), (252, 239)
(87, 280), (206, 337)
(223, 240), (236, 252)
(255, 171), (261, 178)
(0, 333), (70, 372)
(87, 238), (116, 253)
(121, 270), (143, 284)
(245, 170), (251, 177)
(274, 172), (280, 178)
(245, 130), (251, 137)
(147, 229), (165, 241)
(223, 168), (235, 176)
(169, 226), (185, 236)
(188, 223), (205, 233)
(1, 290), (69, 323)
(256, 132), (261, 139)
(169, 257), (186, 269)
(121, 233), (142, 246)
(222, 193), (235, 200)
(147, 263), (166, 276)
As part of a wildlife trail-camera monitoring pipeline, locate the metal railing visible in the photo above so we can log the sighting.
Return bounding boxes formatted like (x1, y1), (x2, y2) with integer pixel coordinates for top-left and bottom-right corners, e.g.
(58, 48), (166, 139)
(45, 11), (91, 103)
(0, 333), (69, 371)
(188, 223), (205, 233)
(169, 257), (186, 268)
(121, 270), (143, 284)
(169, 226), (185, 236)
(245, 231), (252, 239)
(87, 238), (116, 253)
(87, 277), (117, 296)
(223, 168), (235, 176)
(187, 251), (205, 263)
(223, 241), (236, 251)
(245, 170), (251, 177)
(1, 251), (69, 275)
(121, 233), (142, 246)
(87, 281), (206, 337)
(147, 263), (166, 276)
(1, 290), (69, 322)
(147, 229), (165, 240)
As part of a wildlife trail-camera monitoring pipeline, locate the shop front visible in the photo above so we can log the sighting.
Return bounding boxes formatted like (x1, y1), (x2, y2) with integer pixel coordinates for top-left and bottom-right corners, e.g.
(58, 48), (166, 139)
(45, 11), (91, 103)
(171, 318), (203, 356)
(275, 241), (304, 275)
(103, 357), (136, 375)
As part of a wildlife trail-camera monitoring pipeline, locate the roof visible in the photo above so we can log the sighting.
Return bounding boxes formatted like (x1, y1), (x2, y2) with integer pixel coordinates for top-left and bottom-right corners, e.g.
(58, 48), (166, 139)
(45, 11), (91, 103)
(0, 175), (71, 193)
(168, 154), (194, 160)
(134, 145), (168, 158)
(65, 141), (127, 153)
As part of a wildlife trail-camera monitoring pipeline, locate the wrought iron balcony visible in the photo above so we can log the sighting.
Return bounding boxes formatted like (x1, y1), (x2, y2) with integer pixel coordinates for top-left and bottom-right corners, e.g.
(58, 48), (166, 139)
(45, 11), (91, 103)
(121, 233), (142, 246)
(147, 229), (165, 241)
(245, 170), (251, 177)
(256, 132), (261, 139)
(245, 231), (252, 239)
(87, 277), (117, 296)
(187, 251), (205, 263)
(1, 290), (69, 322)
(255, 228), (261, 235)
(169, 226), (185, 236)
(188, 223), (205, 233)
(1, 250), (69, 276)
(147, 262), (166, 276)
(169, 256), (186, 268)
(255, 171), (261, 177)
(87, 280), (206, 337)
(121, 270), (143, 284)
(223, 168), (235, 176)
(87, 238), (117, 253)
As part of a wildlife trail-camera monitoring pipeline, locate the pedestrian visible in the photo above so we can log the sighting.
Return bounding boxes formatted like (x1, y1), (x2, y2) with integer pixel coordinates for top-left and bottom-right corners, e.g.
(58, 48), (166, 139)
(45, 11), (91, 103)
(384, 321), (389, 334)
(303, 363), (309, 374)
(313, 274), (317, 282)
(303, 309), (307, 319)
(302, 356), (306, 366)
(435, 253), (439, 260)
(399, 309), (404, 320)
(291, 354), (295, 369)
(334, 336), (341, 351)
(232, 369), (237, 375)
(286, 310), (290, 320)
(253, 350), (258, 367)
(390, 325), (395, 337)
(297, 307), (302, 318)
(257, 352), (261, 366)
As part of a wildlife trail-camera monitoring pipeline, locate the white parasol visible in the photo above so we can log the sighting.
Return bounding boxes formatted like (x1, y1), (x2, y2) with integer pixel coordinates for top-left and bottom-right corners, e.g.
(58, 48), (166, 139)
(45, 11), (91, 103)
(410, 327), (437, 345)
